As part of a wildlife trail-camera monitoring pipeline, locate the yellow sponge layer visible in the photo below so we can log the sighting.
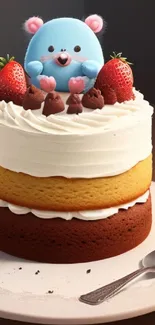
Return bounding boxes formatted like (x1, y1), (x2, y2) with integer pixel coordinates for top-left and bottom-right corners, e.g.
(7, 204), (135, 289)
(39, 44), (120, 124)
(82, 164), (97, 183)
(0, 155), (152, 211)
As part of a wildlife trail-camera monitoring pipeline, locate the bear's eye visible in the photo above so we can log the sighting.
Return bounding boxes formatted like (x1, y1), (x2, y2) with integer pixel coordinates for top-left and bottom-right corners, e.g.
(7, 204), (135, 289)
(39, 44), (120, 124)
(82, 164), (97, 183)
(48, 45), (55, 52)
(74, 45), (81, 52)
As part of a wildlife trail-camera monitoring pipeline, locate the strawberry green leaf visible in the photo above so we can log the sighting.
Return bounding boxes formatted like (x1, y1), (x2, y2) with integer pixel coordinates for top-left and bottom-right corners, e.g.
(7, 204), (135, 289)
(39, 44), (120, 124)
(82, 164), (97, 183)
(0, 54), (15, 70)
(110, 52), (133, 65)
(0, 57), (7, 64)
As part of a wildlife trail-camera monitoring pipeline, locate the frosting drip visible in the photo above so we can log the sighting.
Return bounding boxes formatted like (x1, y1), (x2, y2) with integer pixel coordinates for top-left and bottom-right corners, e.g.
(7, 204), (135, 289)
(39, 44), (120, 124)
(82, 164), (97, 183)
(0, 90), (153, 178)
(0, 191), (149, 221)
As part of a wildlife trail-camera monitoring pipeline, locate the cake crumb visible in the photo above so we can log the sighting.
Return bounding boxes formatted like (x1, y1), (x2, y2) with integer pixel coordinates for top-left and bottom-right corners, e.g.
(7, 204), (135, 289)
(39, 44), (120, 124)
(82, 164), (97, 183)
(35, 270), (40, 275)
(86, 269), (91, 274)
(47, 290), (54, 294)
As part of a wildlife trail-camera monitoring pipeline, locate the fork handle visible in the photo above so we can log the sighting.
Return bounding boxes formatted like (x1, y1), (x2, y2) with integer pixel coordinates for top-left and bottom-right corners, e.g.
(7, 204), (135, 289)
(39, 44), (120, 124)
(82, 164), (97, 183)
(79, 266), (153, 305)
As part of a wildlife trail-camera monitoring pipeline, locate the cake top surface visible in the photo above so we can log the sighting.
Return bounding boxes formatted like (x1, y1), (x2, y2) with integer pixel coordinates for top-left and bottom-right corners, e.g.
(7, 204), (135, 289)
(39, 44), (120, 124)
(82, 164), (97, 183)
(0, 15), (153, 179)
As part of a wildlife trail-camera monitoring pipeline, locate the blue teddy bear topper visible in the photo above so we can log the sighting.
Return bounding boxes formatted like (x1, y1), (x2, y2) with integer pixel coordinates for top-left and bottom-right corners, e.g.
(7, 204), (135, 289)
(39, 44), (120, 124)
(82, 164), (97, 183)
(24, 15), (104, 93)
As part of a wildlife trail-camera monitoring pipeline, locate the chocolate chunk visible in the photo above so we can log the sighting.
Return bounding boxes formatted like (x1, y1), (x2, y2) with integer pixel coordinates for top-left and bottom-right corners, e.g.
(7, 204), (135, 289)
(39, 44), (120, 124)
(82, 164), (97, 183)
(42, 91), (65, 116)
(66, 94), (83, 114)
(82, 88), (104, 109)
(23, 85), (45, 110)
(35, 270), (40, 275)
(47, 290), (54, 294)
(86, 269), (91, 274)
(100, 84), (117, 105)
(19, 267), (22, 270)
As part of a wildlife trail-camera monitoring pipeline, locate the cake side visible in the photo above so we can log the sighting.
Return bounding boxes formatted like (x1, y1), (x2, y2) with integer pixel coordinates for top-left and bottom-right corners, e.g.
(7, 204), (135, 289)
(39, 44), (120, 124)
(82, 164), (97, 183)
(0, 89), (152, 179)
(0, 89), (153, 210)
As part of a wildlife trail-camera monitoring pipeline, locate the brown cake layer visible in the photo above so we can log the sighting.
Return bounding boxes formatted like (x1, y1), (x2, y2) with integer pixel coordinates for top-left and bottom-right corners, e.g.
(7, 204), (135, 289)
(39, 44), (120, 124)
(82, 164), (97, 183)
(0, 195), (152, 263)
(0, 155), (152, 211)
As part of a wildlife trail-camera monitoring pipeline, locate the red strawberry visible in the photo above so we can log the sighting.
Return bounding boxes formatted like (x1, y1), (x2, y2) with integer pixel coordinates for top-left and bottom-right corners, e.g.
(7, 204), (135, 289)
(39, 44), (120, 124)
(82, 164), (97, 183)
(95, 52), (135, 104)
(0, 55), (27, 106)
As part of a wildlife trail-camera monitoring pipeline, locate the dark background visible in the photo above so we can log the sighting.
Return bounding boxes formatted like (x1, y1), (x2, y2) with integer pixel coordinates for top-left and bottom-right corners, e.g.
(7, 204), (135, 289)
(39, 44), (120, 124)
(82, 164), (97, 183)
(0, 0), (155, 103)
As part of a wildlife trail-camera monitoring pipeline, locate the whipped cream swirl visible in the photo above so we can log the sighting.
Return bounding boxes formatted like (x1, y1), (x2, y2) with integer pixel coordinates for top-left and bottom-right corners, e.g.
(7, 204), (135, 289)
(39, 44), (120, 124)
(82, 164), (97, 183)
(0, 91), (152, 135)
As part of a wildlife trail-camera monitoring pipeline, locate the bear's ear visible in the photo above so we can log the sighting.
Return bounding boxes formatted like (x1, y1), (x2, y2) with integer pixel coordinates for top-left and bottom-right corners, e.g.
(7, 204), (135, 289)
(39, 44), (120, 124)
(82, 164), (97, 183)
(24, 17), (44, 34)
(85, 15), (103, 33)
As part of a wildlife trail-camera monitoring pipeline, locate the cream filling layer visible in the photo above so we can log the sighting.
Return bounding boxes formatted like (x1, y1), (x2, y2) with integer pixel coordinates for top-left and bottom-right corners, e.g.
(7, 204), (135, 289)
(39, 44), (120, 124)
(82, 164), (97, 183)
(0, 191), (149, 221)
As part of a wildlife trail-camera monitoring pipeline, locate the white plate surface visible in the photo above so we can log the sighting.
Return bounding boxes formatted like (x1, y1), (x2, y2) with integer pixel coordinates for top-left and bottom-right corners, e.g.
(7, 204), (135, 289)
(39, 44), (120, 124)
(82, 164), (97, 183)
(0, 185), (155, 324)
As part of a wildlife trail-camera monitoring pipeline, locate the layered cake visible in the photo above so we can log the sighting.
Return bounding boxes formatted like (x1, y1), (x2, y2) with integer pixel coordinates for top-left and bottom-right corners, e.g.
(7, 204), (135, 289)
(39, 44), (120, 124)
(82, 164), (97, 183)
(0, 15), (153, 263)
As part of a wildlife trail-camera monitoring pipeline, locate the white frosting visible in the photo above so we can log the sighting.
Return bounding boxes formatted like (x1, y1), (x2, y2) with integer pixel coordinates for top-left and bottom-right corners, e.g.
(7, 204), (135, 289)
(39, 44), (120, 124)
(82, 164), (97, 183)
(0, 90), (153, 178)
(0, 191), (149, 221)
